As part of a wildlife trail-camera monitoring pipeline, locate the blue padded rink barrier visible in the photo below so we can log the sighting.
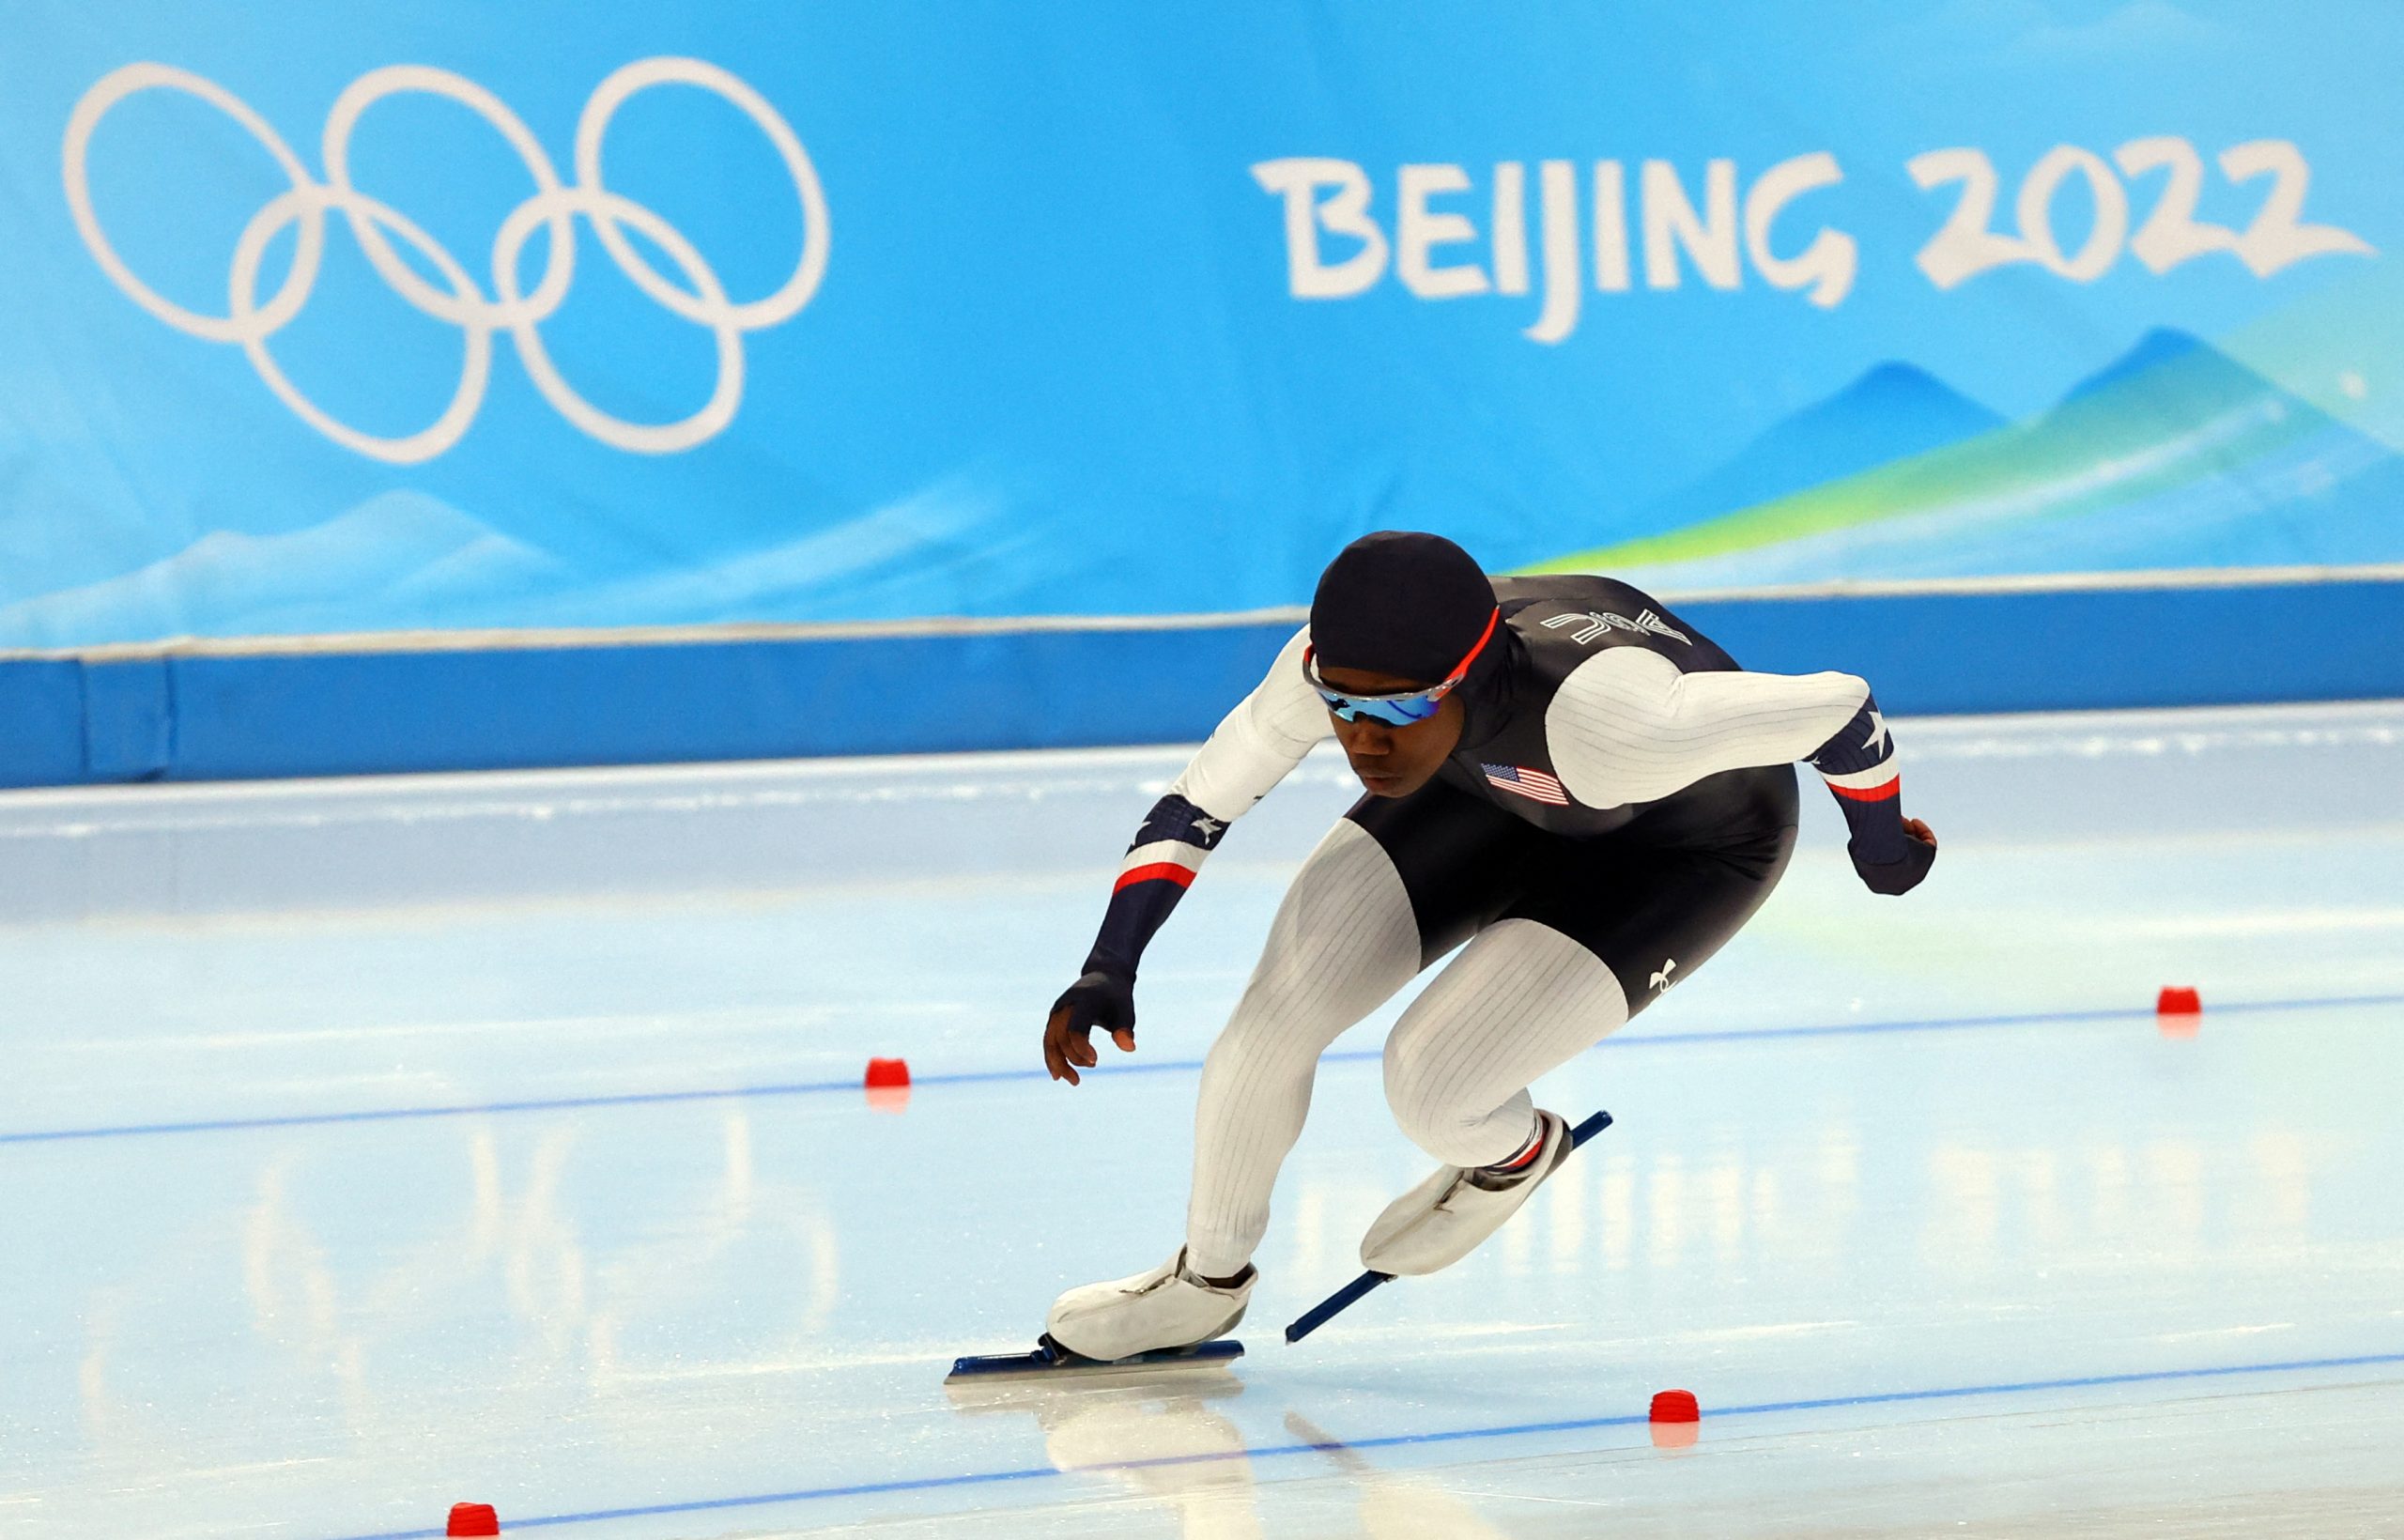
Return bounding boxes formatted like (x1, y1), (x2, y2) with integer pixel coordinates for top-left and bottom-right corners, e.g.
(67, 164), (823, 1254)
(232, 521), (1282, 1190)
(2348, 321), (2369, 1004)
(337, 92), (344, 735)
(4, 698), (2402, 1538)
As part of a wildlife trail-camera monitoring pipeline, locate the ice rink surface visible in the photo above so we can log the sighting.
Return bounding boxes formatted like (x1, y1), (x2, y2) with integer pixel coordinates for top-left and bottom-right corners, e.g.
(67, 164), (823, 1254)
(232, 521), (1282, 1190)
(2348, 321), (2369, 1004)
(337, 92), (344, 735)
(5, 700), (2402, 1539)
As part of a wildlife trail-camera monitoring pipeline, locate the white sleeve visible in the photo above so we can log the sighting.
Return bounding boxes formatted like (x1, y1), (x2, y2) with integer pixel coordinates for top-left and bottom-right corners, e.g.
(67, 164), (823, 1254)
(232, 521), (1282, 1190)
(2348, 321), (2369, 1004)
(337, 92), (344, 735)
(1545, 648), (1871, 808)
(1168, 626), (1331, 821)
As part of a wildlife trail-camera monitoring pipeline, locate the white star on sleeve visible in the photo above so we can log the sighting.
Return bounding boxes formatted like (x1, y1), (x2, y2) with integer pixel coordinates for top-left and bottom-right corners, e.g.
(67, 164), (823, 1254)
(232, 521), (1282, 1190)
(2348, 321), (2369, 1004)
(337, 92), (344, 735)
(1863, 710), (1890, 757)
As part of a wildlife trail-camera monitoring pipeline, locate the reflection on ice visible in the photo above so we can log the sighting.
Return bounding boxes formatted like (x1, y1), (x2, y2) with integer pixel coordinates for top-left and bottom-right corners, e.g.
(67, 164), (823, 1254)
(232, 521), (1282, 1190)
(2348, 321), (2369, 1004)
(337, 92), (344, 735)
(951, 1372), (1261, 1538)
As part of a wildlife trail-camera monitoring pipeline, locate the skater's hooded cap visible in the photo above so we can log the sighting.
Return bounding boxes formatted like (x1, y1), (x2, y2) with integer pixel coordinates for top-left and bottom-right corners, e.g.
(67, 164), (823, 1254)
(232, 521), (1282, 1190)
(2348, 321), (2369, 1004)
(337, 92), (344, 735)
(1308, 531), (1496, 685)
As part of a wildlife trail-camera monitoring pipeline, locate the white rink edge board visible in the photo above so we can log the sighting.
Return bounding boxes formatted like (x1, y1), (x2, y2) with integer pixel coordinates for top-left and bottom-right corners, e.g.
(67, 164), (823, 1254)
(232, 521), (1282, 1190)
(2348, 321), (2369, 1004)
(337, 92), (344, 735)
(0, 697), (2397, 835)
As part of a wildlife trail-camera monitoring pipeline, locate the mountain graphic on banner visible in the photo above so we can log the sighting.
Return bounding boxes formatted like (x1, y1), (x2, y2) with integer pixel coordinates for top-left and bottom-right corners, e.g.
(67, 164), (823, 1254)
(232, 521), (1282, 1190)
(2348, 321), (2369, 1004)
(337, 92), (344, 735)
(1609, 362), (2007, 546)
(0, 492), (564, 648)
(516, 476), (1037, 628)
(1531, 329), (2404, 586)
(0, 478), (1038, 647)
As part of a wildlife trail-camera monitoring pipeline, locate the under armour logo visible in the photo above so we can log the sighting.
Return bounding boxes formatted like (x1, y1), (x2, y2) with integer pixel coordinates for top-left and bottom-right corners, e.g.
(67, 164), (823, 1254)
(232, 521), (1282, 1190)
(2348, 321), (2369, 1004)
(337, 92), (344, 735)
(1542, 608), (1691, 646)
(1649, 958), (1679, 993)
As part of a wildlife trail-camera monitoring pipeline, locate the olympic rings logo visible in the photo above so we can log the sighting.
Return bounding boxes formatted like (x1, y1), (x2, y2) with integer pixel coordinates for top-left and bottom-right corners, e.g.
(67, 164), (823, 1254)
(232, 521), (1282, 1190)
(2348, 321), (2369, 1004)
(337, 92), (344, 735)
(63, 58), (828, 463)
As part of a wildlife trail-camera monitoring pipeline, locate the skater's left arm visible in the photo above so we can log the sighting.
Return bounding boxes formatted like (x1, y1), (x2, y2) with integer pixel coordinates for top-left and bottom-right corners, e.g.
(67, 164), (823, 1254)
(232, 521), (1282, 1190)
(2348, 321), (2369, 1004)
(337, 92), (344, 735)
(1547, 650), (1936, 894)
(1047, 628), (1328, 1084)
(1081, 628), (1325, 980)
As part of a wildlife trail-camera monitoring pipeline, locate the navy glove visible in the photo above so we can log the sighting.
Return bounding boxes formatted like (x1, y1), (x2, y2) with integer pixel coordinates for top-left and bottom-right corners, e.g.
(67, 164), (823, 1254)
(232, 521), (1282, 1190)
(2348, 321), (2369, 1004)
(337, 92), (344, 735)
(1044, 969), (1137, 1085)
(1850, 830), (1936, 896)
(1053, 969), (1135, 1038)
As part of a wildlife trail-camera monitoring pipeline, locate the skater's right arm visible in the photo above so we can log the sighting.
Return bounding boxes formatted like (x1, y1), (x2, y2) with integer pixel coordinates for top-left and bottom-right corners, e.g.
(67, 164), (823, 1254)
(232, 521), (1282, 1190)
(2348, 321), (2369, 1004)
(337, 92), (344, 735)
(1045, 627), (1328, 1085)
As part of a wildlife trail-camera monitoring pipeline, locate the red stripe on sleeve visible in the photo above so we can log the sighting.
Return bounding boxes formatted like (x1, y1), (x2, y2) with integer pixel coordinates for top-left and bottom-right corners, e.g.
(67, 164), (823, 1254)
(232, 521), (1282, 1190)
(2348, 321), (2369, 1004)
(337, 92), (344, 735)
(1829, 777), (1901, 803)
(1114, 862), (1200, 892)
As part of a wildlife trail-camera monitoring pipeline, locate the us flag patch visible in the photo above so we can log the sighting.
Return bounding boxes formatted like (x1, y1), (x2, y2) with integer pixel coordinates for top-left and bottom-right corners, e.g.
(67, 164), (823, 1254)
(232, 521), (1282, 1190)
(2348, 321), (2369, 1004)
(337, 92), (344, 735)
(1483, 762), (1569, 806)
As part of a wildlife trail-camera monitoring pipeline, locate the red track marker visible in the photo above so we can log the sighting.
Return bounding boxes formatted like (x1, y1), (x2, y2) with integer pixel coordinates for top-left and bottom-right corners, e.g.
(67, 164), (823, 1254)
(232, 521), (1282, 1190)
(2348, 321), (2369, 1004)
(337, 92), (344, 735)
(1649, 1388), (1700, 1423)
(864, 1056), (912, 1113)
(446, 1503), (500, 1538)
(1649, 1388), (1701, 1449)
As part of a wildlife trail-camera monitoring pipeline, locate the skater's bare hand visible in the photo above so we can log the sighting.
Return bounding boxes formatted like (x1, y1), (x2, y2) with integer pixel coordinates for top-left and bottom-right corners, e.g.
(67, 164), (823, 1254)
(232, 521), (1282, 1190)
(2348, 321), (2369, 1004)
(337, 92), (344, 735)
(1045, 970), (1137, 1086)
(1904, 817), (1936, 848)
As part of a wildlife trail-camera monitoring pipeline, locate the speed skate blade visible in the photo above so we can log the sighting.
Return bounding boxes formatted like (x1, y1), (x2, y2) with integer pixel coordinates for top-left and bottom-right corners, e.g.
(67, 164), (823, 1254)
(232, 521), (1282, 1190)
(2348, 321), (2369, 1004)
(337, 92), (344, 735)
(944, 1333), (1244, 1385)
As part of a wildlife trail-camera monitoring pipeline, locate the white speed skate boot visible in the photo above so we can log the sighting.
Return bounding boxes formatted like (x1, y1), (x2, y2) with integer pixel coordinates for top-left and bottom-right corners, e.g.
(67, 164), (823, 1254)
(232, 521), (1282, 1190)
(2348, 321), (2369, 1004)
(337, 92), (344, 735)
(1045, 1249), (1256, 1363)
(1360, 1110), (1572, 1276)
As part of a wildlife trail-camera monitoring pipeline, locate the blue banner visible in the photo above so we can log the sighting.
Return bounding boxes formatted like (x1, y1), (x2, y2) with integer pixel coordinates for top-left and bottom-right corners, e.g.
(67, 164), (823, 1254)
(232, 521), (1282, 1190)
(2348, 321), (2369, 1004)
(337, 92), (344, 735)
(2, 2), (2399, 650)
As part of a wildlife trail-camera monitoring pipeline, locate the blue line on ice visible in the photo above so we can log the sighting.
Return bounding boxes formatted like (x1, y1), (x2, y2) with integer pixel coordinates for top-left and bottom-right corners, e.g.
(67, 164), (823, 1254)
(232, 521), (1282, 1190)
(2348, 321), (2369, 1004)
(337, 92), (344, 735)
(319, 1348), (2404, 1539)
(6, 992), (2399, 1147)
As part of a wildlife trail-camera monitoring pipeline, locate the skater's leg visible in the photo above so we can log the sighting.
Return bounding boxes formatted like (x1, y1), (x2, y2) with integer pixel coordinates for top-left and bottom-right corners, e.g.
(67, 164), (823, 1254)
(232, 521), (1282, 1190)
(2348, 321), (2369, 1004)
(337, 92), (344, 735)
(1382, 918), (1627, 1168)
(1366, 814), (1798, 1275)
(1389, 795), (1800, 1165)
(1052, 780), (1530, 1357)
(1182, 819), (1421, 1277)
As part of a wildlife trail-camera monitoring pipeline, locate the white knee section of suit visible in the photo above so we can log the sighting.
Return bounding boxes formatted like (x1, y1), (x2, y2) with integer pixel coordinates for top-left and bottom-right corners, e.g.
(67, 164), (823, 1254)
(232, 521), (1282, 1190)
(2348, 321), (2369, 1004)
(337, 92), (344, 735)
(1183, 820), (1422, 1279)
(1383, 918), (1630, 1168)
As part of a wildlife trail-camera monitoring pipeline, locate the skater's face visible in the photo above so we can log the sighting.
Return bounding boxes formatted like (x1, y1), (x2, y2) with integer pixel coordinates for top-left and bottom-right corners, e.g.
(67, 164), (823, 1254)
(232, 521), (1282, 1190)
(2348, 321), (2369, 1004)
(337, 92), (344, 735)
(1315, 665), (1466, 798)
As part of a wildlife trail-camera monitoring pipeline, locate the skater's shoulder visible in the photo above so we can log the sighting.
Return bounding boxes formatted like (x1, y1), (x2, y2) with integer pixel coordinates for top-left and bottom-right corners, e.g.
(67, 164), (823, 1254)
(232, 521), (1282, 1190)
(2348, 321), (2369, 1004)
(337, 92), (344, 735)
(1490, 572), (1665, 613)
